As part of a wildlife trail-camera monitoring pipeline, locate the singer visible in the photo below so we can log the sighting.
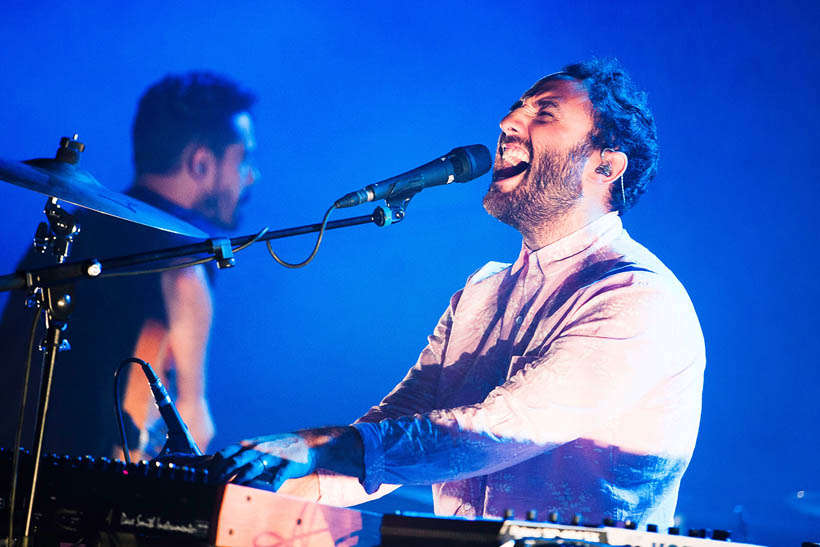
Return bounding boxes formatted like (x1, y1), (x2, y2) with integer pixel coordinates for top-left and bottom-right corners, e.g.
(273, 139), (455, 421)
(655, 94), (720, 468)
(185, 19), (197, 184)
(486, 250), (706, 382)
(215, 57), (704, 527)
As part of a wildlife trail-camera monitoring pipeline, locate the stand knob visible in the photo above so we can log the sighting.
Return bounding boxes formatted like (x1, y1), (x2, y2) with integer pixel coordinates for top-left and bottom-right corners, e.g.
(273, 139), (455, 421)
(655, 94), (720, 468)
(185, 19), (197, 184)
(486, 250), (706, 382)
(56, 134), (85, 164)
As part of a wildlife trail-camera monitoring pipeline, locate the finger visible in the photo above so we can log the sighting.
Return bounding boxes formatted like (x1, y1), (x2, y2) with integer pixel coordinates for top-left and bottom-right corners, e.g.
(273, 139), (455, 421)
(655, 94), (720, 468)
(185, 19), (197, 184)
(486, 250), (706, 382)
(214, 443), (245, 462)
(217, 449), (264, 480)
(234, 458), (276, 485)
(271, 467), (289, 491)
(269, 460), (308, 491)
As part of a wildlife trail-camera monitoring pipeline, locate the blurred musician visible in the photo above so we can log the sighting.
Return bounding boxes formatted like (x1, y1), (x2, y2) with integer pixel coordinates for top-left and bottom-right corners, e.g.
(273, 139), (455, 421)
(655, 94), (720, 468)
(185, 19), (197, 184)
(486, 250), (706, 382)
(0, 72), (257, 459)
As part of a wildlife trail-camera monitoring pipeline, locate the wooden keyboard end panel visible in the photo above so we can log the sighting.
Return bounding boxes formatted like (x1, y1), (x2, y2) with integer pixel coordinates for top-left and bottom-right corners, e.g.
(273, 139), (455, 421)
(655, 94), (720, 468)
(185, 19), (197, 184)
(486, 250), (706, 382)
(214, 483), (381, 546)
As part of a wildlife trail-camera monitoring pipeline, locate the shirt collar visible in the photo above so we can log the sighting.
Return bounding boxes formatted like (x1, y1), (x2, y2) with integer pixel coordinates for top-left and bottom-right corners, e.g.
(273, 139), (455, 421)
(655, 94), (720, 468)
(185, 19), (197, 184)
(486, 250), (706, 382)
(512, 212), (623, 274)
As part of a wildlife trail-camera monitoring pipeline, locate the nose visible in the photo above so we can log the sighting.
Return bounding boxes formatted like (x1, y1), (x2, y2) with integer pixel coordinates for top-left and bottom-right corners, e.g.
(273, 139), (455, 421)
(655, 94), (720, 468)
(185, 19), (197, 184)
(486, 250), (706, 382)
(500, 108), (527, 138)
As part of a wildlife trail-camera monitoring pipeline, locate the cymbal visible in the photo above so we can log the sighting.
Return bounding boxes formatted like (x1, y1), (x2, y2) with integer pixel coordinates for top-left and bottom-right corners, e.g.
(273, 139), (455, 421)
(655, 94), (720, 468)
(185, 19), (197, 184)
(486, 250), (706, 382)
(0, 156), (208, 239)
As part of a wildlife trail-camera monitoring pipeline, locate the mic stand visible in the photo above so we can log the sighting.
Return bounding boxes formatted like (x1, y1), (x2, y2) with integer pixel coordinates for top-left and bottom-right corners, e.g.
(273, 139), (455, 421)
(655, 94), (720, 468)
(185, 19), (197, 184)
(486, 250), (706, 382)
(0, 202), (409, 293)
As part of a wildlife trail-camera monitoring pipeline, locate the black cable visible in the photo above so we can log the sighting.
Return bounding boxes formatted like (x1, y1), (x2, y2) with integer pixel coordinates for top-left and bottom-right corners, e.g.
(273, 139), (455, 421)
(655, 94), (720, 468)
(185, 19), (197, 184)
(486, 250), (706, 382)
(114, 357), (150, 465)
(99, 256), (215, 278)
(266, 204), (336, 268)
(233, 226), (269, 253)
(99, 226), (270, 279)
(7, 306), (42, 547)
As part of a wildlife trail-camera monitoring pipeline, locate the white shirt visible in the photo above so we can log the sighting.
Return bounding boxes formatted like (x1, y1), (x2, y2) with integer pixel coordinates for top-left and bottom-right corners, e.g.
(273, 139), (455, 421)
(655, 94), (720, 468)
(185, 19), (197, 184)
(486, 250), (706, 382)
(320, 213), (704, 527)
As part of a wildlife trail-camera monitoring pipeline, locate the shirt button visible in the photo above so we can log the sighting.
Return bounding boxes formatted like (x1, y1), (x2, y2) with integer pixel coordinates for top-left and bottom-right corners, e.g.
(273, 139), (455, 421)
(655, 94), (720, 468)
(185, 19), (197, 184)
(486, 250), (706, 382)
(515, 315), (523, 325)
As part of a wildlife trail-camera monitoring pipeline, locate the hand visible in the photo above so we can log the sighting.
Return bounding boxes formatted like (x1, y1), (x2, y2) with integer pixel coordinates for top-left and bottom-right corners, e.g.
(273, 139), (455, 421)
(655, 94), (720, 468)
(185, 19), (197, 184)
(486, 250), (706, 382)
(213, 434), (316, 490)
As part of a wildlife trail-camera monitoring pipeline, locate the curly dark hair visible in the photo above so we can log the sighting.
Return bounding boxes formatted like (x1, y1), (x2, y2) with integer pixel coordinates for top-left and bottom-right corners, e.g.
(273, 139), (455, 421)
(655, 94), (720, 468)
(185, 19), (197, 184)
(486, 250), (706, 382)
(559, 58), (659, 213)
(132, 72), (256, 176)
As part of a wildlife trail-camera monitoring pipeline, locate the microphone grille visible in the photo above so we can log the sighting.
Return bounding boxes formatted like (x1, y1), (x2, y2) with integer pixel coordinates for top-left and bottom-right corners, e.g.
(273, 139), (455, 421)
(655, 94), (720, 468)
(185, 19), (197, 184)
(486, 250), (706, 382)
(450, 145), (492, 182)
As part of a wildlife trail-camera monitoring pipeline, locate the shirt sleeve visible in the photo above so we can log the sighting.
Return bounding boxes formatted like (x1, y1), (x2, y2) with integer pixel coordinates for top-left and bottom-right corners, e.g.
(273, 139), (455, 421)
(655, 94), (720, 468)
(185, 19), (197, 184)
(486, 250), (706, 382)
(356, 288), (462, 423)
(353, 275), (702, 494)
(316, 289), (461, 506)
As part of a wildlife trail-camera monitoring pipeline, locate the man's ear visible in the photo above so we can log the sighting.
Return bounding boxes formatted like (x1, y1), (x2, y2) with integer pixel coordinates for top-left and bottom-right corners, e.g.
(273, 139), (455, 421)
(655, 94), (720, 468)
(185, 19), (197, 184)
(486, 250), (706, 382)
(595, 148), (628, 184)
(187, 146), (217, 185)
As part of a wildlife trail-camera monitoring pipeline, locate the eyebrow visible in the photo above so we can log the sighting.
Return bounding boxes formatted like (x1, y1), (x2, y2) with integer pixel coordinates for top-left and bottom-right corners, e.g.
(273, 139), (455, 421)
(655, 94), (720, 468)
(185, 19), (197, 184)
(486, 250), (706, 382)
(509, 96), (562, 112)
(535, 97), (561, 109)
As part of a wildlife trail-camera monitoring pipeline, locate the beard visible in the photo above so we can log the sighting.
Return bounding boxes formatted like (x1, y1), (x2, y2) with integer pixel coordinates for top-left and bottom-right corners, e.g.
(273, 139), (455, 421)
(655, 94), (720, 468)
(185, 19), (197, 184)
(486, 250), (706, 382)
(195, 187), (249, 231)
(483, 137), (593, 234)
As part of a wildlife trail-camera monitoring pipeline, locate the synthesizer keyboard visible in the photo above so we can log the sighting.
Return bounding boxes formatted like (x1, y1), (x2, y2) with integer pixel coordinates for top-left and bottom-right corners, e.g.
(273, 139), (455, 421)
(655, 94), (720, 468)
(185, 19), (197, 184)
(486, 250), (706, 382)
(0, 449), (769, 547)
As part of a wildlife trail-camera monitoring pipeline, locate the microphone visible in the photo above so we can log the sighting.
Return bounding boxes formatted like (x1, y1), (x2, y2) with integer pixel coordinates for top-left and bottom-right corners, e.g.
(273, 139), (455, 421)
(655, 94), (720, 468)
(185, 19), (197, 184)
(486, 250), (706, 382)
(334, 144), (491, 208)
(140, 362), (202, 457)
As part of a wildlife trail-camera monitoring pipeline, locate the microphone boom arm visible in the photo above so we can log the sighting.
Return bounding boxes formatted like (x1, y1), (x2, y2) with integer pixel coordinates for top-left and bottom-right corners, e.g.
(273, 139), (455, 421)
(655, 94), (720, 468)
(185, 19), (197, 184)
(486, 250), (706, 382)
(0, 209), (395, 293)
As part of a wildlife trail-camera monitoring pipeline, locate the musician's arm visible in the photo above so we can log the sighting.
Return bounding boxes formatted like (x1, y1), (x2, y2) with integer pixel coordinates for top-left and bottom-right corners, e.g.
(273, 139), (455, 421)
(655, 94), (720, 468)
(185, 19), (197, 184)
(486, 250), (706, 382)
(215, 288), (461, 505)
(161, 265), (215, 451)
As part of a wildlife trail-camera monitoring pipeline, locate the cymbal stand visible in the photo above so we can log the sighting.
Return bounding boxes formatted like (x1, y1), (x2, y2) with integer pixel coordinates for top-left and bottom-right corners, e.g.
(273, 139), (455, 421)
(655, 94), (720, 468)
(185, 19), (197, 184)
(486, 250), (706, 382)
(8, 139), (84, 547)
(19, 281), (74, 547)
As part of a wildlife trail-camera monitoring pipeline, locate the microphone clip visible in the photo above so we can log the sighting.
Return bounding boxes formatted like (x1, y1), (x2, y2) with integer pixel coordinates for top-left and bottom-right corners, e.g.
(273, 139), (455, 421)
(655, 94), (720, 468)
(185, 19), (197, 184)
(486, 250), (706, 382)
(373, 194), (413, 227)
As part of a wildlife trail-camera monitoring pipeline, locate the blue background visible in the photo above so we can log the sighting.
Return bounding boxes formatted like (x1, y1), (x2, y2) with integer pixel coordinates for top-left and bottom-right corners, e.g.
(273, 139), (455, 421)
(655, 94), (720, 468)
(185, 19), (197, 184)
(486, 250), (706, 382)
(1, 1), (818, 545)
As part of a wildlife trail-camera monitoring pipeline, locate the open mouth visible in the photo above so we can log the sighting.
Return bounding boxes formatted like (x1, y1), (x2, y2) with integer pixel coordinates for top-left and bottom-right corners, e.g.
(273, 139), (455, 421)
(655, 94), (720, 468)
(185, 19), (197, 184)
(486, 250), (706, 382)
(492, 144), (531, 182)
(492, 161), (529, 182)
